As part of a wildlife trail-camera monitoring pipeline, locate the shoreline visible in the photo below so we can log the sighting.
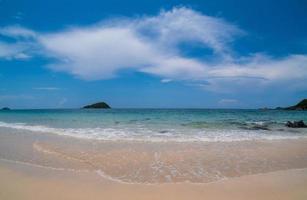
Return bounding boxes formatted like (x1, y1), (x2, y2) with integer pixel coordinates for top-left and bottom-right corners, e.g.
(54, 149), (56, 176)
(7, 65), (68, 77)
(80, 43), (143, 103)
(1, 128), (307, 199)
(1, 128), (307, 184)
(2, 157), (307, 186)
(1, 160), (307, 200)
(1, 120), (307, 143)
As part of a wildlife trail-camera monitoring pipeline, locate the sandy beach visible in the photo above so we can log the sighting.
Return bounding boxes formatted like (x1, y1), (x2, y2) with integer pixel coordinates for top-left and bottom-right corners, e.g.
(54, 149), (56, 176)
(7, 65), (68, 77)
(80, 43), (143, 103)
(1, 160), (307, 200)
(1, 127), (307, 199)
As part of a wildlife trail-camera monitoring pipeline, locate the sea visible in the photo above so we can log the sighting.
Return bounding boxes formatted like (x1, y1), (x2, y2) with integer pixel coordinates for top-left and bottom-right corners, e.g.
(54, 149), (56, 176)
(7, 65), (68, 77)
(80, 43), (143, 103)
(0, 109), (306, 142)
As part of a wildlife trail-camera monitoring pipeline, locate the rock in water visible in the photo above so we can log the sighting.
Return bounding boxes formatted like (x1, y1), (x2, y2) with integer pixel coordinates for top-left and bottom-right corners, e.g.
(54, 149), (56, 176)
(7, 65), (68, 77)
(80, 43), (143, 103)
(1, 107), (10, 110)
(83, 102), (111, 109)
(286, 120), (307, 128)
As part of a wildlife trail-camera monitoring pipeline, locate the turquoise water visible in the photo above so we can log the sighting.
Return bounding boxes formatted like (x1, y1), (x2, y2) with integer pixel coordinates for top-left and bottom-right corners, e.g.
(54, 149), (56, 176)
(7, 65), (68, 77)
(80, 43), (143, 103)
(0, 109), (306, 142)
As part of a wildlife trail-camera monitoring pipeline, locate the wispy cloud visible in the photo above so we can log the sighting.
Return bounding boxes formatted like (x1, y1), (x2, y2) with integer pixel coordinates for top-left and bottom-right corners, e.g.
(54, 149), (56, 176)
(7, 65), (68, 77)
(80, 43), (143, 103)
(0, 41), (31, 60)
(13, 12), (24, 20)
(33, 87), (60, 91)
(161, 79), (172, 83)
(58, 97), (67, 106)
(218, 99), (238, 104)
(0, 26), (36, 60)
(0, 25), (36, 38)
(37, 7), (242, 80)
(0, 6), (306, 93)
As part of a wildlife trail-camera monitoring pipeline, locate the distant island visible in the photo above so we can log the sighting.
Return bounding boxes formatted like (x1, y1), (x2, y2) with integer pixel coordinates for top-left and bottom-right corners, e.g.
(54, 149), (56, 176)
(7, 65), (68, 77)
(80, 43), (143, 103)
(82, 102), (111, 109)
(1, 107), (10, 110)
(277, 99), (307, 111)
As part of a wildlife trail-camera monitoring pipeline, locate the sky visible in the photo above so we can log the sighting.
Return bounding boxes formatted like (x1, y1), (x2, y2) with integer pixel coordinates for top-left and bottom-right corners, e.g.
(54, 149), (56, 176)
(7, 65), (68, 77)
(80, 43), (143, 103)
(0, 0), (307, 109)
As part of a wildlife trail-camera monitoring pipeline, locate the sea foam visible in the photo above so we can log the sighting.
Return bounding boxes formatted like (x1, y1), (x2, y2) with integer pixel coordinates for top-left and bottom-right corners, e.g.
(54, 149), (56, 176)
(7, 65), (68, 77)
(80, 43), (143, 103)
(0, 121), (305, 142)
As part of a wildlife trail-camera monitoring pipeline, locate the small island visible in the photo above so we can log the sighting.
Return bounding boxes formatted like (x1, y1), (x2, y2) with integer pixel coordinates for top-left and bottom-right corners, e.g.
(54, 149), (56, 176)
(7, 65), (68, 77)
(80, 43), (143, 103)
(82, 102), (111, 109)
(1, 107), (11, 110)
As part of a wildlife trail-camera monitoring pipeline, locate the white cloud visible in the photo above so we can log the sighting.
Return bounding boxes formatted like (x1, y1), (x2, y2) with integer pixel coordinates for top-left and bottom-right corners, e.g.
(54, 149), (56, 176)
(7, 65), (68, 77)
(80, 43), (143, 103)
(0, 26), (36, 60)
(161, 78), (172, 83)
(0, 6), (306, 92)
(39, 27), (157, 79)
(0, 25), (36, 38)
(207, 54), (307, 81)
(133, 7), (243, 55)
(200, 54), (307, 92)
(35, 7), (242, 80)
(0, 41), (31, 60)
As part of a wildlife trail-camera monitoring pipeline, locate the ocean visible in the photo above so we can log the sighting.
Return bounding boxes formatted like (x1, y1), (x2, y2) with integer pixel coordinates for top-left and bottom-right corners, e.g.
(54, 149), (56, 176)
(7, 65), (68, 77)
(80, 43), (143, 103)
(0, 109), (306, 142)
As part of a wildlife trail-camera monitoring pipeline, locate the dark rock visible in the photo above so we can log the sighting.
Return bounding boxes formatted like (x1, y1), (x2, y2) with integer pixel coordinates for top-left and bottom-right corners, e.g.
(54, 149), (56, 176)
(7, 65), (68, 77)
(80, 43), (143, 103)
(1, 107), (10, 110)
(285, 120), (307, 128)
(83, 102), (111, 109)
(240, 125), (270, 131)
(250, 125), (270, 131)
(159, 130), (169, 133)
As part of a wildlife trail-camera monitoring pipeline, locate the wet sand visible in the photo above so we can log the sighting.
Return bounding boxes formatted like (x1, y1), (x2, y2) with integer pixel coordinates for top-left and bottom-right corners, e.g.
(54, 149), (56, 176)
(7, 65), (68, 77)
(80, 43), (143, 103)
(1, 161), (307, 200)
(1, 128), (307, 199)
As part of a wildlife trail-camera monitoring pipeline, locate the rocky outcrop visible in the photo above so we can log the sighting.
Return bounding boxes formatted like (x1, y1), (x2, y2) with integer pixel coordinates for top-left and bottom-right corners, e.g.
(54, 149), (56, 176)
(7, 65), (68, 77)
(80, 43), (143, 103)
(83, 102), (111, 109)
(285, 120), (307, 128)
(284, 99), (307, 110)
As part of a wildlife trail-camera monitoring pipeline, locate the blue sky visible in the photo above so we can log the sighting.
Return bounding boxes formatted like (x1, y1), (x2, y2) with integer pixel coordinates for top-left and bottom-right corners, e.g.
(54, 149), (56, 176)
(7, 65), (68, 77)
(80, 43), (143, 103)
(0, 0), (306, 108)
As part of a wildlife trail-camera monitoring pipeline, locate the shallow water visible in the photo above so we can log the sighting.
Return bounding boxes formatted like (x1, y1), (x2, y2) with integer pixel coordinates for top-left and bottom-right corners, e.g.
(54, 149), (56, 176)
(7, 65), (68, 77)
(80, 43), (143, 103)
(0, 109), (306, 142)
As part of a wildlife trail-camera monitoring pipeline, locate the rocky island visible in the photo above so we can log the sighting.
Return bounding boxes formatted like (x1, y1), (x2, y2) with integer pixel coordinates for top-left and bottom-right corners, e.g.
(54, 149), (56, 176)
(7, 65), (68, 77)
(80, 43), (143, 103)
(284, 99), (307, 110)
(275, 99), (307, 110)
(1, 107), (10, 110)
(278, 99), (307, 128)
(82, 102), (111, 109)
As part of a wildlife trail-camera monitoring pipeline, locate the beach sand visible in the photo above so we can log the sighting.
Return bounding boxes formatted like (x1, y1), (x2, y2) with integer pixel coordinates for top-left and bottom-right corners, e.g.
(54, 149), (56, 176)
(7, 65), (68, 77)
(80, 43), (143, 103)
(1, 128), (307, 199)
(1, 161), (307, 200)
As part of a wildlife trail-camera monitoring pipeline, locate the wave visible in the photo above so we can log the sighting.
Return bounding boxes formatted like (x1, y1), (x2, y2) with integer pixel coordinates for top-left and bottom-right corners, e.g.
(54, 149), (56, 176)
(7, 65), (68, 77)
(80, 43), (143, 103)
(0, 121), (305, 142)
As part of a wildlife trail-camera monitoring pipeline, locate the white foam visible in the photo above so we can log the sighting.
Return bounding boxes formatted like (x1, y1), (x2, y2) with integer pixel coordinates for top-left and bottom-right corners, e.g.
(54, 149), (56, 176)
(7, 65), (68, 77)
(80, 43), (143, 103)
(0, 121), (305, 142)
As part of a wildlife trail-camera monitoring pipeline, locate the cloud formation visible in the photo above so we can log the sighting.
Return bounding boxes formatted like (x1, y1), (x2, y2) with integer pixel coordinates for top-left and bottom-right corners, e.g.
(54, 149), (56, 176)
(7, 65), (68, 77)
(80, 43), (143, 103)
(0, 25), (36, 38)
(34, 7), (243, 80)
(0, 41), (31, 60)
(0, 7), (306, 92)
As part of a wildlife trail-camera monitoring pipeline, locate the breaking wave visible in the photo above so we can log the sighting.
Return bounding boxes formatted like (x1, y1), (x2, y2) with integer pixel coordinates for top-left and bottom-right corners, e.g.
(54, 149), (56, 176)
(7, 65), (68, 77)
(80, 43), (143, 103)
(0, 121), (305, 142)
